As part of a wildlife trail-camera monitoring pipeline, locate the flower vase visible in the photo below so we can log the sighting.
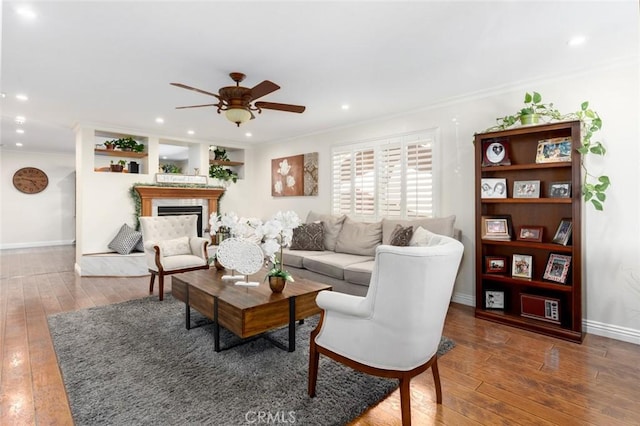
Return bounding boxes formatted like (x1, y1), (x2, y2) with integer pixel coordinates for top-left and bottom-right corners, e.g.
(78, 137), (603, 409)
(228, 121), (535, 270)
(268, 276), (286, 293)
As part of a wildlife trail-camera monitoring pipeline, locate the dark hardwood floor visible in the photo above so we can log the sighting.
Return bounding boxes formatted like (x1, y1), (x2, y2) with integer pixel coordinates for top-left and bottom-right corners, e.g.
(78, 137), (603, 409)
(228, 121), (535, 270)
(1, 246), (639, 425)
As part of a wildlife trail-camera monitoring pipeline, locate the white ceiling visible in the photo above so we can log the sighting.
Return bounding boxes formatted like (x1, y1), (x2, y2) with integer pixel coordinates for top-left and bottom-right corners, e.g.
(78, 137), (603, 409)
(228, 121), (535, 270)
(1, 1), (638, 156)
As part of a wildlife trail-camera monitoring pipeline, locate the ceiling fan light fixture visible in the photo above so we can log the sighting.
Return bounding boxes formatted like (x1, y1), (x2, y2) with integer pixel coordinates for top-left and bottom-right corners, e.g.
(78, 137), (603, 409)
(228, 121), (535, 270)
(225, 107), (251, 127)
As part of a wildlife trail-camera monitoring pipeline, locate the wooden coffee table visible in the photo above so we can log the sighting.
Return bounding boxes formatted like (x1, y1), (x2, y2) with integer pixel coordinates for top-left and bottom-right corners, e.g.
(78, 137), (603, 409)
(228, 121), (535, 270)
(172, 268), (331, 352)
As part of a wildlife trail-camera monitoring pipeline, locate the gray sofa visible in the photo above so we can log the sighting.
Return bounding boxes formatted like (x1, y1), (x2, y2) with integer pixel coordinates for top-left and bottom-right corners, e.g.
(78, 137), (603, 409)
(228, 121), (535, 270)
(282, 212), (460, 296)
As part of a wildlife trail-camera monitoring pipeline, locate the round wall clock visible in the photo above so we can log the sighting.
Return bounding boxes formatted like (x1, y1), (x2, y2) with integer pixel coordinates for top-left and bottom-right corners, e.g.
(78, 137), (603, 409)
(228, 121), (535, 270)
(12, 167), (49, 194)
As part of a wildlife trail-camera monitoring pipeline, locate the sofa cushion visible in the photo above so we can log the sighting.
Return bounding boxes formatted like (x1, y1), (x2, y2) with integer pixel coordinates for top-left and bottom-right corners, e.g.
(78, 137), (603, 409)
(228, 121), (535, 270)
(290, 222), (324, 251)
(389, 224), (413, 246)
(108, 223), (142, 255)
(334, 218), (382, 256)
(281, 248), (332, 269)
(344, 260), (375, 286)
(303, 252), (374, 280)
(382, 215), (456, 244)
(306, 211), (346, 251)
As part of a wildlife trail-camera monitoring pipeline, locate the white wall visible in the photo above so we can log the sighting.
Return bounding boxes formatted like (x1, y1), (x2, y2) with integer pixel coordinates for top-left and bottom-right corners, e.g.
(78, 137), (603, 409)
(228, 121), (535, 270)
(0, 150), (75, 248)
(245, 59), (640, 343)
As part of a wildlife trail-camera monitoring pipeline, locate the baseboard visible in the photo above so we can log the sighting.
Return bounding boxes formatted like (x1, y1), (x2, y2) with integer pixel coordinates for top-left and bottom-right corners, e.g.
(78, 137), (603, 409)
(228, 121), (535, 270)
(584, 319), (640, 345)
(452, 291), (640, 345)
(0, 240), (75, 250)
(451, 291), (474, 307)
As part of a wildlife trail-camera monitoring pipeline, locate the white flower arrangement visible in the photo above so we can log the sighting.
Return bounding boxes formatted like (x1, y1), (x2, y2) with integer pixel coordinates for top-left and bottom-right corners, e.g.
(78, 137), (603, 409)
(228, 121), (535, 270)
(209, 210), (301, 281)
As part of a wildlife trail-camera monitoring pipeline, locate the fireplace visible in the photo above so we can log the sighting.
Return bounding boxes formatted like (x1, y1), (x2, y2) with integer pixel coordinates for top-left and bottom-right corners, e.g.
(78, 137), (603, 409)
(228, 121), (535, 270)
(157, 206), (204, 237)
(134, 186), (225, 238)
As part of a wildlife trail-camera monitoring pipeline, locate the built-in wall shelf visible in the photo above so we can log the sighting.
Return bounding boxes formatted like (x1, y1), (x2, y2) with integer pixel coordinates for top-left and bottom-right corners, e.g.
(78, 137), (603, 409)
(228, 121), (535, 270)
(95, 149), (148, 158)
(209, 160), (244, 166)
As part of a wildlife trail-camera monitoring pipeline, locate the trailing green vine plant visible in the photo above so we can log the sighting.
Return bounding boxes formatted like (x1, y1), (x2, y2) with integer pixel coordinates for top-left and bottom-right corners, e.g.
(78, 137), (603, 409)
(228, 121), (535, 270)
(486, 92), (610, 211)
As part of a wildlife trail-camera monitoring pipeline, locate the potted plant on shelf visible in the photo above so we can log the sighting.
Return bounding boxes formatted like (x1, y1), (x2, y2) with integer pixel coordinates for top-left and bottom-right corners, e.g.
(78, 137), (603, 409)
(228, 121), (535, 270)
(486, 91), (610, 211)
(110, 159), (126, 172)
(209, 164), (238, 185)
(113, 137), (144, 152)
(160, 163), (182, 174)
(103, 141), (116, 150)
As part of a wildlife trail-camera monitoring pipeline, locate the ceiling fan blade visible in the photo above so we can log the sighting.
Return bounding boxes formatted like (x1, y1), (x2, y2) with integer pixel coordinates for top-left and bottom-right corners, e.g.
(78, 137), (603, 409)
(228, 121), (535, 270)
(250, 80), (280, 101)
(170, 83), (220, 99)
(175, 104), (218, 109)
(255, 101), (306, 113)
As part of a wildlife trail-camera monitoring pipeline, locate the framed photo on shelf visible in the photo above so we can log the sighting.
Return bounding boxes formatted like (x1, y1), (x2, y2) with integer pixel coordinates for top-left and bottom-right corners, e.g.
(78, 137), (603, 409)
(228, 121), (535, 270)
(512, 254), (533, 279)
(482, 139), (511, 167)
(543, 253), (572, 284)
(513, 180), (540, 198)
(535, 137), (572, 163)
(481, 215), (512, 240)
(549, 181), (571, 198)
(516, 226), (544, 242)
(485, 290), (505, 309)
(481, 178), (507, 199)
(552, 219), (572, 245)
(485, 256), (507, 273)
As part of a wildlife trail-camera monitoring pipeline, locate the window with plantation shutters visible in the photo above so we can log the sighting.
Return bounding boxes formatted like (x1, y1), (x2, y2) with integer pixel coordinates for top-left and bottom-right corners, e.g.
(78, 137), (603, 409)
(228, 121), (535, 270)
(331, 130), (439, 219)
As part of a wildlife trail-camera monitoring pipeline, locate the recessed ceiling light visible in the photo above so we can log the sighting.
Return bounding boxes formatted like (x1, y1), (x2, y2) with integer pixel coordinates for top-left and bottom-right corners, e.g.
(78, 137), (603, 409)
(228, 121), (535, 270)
(568, 36), (586, 47)
(341, 104), (350, 110)
(187, 130), (195, 135)
(245, 132), (252, 137)
(155, 117), (164, 124)
(16, 129), (25, 134)
(15, 116), (26, 124)
(16, 94), (29, 101)
(16, 142), (23, 147)
(15, 6), (37, 20)
(1, 93), (6, 98)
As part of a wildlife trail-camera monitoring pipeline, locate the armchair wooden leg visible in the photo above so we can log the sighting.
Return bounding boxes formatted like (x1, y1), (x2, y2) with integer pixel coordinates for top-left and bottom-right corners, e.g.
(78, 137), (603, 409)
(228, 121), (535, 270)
(308, 340), (319, 397)
(399, 376), (412, 426)
(431, 356), (442, 404)
(149, 272), (156, 293)
(158, 274), (164, 301)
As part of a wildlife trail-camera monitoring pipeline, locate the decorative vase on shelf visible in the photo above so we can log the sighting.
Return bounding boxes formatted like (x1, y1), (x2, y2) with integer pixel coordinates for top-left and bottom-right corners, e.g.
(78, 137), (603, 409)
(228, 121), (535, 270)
(268, 276), (286, 293)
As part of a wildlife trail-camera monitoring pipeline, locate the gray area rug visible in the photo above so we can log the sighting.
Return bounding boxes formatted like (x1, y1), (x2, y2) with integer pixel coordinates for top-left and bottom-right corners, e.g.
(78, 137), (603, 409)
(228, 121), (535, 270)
(48, 295), (455, 425)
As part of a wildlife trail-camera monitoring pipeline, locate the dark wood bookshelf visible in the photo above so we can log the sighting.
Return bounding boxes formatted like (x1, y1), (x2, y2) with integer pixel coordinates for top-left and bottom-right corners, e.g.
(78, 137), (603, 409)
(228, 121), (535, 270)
(474, 121), (583, 342)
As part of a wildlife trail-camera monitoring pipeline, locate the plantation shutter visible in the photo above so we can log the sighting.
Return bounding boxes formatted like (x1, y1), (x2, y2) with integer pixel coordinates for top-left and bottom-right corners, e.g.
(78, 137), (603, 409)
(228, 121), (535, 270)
(331, 129), (438, 219)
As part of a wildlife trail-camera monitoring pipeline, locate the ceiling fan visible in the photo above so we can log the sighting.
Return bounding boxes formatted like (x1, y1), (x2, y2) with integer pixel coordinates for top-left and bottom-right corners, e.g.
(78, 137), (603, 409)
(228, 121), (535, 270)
(171, 72), (306, 127)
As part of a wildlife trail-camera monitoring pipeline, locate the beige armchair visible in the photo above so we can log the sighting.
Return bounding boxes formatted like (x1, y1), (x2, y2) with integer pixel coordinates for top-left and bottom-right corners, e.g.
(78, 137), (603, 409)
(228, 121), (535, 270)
(308, 236), (464, 425)
(139, 215), (209, 301)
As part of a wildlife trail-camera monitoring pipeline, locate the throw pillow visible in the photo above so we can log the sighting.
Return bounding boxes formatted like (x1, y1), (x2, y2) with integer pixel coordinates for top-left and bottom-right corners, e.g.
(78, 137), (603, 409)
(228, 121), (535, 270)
(134, 237), (144, 252)
(290, 222), (325, 251)
(410, 226), (442, 247)
(160, 236), (191, 257)
(334, 217), (382, 256)
(381, 215), (456, 244)
(389, 224), (413, 246)
(108, 224), (142, 255)
(306, 211), (346, 251)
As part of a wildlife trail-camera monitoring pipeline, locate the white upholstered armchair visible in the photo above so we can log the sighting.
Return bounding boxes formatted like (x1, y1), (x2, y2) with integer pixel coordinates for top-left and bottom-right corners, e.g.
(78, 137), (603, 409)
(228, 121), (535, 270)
(139, 215), (209, 301)
(308, 235), (464, 425)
